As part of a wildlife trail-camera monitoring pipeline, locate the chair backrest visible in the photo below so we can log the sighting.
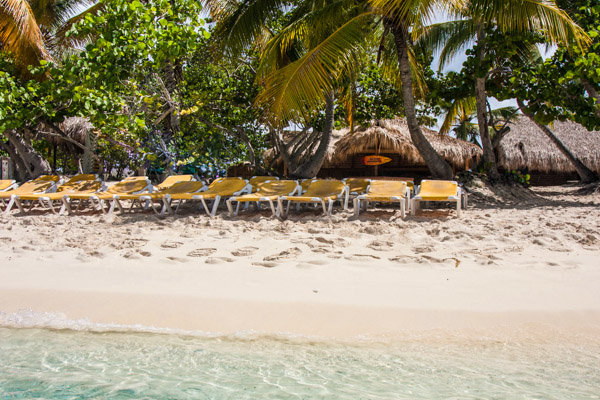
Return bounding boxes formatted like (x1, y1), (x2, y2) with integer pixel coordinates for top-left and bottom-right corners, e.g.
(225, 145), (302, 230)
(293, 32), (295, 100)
(344, 178), (370, 195)
(209, 177), (244, 189)
(122, 176), (148, 182)
(418, 180), (458, 197)
(66, 174), (97, 183)
(303, 179), (345, 197)
(205, 178), (248, 195)
(106, 179), (151, 194)
(56, 174), (98, 192)
(8, 179), (57, 195)
(366, 180), (407, 197)
(249, 176), (277, 192)
(300, 179), (314, 193)
(34, 175), (60, 183)
(160, 181), (206, 194)
(0, 180), (16, 191)
(256, 180), (298, 197)
(155, 175), (194, 191)
(66, 180), (103, 193)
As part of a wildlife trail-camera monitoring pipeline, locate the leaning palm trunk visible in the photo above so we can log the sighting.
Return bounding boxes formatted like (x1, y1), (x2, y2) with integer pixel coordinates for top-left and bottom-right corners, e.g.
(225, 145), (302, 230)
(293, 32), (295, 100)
(518, 100), (598, 183)
(275, 92), (335, 179)
(1, 130), (52, 180)
(474, 77), (500, 180)
(474, 29), (501, 181)
(391, 23), (453, 180)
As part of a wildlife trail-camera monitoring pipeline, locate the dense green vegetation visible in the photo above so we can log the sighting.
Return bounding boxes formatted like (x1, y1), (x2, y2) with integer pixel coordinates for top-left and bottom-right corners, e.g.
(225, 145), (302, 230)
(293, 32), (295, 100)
(1, 0), (598, 182)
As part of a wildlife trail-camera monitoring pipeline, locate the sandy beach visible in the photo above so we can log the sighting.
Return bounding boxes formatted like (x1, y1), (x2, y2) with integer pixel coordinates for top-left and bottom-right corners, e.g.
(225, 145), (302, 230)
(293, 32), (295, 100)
(1, 184), (599, 341)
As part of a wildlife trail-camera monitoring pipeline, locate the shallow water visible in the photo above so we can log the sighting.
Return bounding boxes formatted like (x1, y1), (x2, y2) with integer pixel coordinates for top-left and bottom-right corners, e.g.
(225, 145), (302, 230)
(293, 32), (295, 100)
(1, 326), (600, 399)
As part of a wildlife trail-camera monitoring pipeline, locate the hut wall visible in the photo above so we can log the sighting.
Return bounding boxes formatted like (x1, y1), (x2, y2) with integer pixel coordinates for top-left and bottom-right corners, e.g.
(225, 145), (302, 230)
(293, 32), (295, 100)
(498, 168), (579, 186)
(318, 152), (431, 181)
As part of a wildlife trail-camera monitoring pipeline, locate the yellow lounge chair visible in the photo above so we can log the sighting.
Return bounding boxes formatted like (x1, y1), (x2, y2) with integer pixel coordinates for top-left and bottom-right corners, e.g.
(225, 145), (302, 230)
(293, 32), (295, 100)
(62, 178), (152, 214)
(226, 180), (299, 217)
(411, 180), (462, 217)
(353, 180), (411, 218)
(110, 181), (207, 215)
(343, 178), (370, 209)
(154, 174), (194, 191)
(248, 176), (278, 193)
(163, 177), (250, 216)
(277, 179), (348, 217)
(0, 180), (17, 192)
(8, 174), (102, 214)
(106, 175), (199, 214)
(1, 175), (60, 213)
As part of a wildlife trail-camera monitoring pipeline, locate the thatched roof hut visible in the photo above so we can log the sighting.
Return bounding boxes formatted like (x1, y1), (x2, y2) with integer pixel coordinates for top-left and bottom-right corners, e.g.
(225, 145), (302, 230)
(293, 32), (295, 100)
(327, 118), (482, 171)
(264, 118), (482, 180)
(497, 117), (600, 184)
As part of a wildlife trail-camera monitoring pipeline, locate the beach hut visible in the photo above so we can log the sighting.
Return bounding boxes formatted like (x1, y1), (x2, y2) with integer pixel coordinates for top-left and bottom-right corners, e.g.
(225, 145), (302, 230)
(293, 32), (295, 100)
(320, 118), (482, 180)
(497, 117), (600, 185)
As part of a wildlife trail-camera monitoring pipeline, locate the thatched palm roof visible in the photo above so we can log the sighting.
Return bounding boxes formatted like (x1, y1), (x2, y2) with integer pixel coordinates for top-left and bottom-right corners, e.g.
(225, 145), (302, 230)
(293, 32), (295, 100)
(497, 117), (600, 173)
(327, 118), (482, 170)
(43, 117), (92, 149)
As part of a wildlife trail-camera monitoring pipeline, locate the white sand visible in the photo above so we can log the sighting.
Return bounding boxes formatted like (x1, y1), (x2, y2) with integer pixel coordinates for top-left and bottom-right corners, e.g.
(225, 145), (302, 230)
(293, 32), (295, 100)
(1, 185), (599, 340)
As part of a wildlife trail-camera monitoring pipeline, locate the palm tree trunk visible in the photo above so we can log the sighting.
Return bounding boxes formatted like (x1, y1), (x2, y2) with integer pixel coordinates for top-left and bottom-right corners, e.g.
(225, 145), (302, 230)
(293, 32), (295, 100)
(290, 91), (335, 178)
(390, 23), (453, 179)
(474, 30), (500, 181)
(518, 100), (598, 183)
(582, 79), (600, 118)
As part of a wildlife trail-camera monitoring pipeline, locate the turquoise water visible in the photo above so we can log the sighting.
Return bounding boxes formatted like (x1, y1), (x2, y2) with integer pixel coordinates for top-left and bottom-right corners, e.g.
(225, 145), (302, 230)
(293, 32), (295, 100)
(1, 327), (599, 399)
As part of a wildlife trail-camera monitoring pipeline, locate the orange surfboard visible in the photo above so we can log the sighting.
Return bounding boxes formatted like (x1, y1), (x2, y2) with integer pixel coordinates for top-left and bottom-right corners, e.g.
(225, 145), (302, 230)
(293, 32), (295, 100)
(362, 155), (392, 166)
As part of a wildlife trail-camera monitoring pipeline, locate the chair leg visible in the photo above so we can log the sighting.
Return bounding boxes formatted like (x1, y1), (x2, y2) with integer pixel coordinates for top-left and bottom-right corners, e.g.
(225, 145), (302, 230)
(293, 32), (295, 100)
(400, 200), (405, 219)
(210, 196), (221, 217)
(163, 196), (173, 215)
(268, 199), (276, 216)
(327, 199), (334, 216)
(456, 199), (461, 217)
(226, 199), (234, 216)
(411, 199), (417, 215)
(236, 202), (241, 216)
(354, 198), (360, 217)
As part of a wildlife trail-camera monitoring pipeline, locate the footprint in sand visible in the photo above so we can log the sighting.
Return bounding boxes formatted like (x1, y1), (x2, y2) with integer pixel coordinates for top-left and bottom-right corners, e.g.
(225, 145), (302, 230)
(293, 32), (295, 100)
(344, 254), (381, 261)
(231, 246), (259, 257)
(166, 256), (189, 263)
(252, 261), (279, 268)
(87, 250), (104, 258)
(187, 248), (217, 257)
(205, 257), (235, 264)
(367, 240), (394, 251)
(112, 238), (148, 250)
(264, 247), (302, 261)
(161, 240), (184, 249)
(412, 245), (434, 254)
(388, 255), (418, 264)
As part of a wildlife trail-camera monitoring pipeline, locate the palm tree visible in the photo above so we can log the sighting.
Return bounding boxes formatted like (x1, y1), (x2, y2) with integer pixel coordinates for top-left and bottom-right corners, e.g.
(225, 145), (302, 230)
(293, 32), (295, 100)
(207, 0), (458, 178)
(417, 0), (588, 180)
(0, 0), (98, 71)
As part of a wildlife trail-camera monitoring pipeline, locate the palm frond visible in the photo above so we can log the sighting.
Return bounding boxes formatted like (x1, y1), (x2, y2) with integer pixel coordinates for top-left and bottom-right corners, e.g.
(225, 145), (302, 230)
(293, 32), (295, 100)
(50, 1), (104, 52)
(470, 0), (589, 47)
(258, 0), (364, 78)
(206, 0), (287, 58)
(0, 0), (49, 66)
(256, 12), (374, 125)
(440, 96), (476, 134)
(416, 19), (477, 70)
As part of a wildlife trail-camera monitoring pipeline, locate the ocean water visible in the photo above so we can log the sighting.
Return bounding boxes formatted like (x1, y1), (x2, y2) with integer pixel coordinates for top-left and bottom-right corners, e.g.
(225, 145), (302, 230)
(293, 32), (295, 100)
(1, 324), (600, 399)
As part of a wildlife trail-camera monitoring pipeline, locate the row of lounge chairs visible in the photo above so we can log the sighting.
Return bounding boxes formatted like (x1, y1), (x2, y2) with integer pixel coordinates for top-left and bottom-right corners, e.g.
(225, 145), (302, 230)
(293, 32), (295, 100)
(1, 174), (463, 217)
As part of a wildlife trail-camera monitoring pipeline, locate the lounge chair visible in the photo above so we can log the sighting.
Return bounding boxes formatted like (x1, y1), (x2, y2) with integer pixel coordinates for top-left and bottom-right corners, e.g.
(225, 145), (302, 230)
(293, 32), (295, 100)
(343, 178), (370, 209)
(277, 179), (348, 217)
(226, 180), (299, 217)
(163, 177), (250, 216)
(109, 180), (207, 215)
(0, 180), (17, 192)
(154, 174), (194, 191)
(1, 175), (60, 213)
(62, 177), (152, 214)
(107, 175), (199, 214)
(248, 176), (278, 192)
(7, 174), (102, 214)
(411, 180), (462, 217)
(353, 180), (411, 218)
